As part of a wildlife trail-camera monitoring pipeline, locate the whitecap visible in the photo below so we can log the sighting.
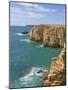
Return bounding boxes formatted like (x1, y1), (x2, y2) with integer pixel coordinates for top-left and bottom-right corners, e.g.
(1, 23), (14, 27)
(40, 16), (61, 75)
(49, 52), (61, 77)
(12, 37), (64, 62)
(15, 33), (28, 36)
(19, 67), (48, 87)
(20, 38), (31, 42)
(19, 67), (48, 82)
(36, 44), (43, 48)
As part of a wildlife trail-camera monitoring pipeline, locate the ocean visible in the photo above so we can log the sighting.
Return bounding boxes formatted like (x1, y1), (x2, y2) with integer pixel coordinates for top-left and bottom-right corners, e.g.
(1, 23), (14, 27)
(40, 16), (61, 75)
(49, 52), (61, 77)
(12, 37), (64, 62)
(9, 26), (61, 88)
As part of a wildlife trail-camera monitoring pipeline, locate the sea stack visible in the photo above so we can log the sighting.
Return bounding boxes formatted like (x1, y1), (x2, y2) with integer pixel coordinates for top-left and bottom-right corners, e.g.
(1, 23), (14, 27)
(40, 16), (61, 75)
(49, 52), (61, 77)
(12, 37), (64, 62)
(30, 24), (66, 48)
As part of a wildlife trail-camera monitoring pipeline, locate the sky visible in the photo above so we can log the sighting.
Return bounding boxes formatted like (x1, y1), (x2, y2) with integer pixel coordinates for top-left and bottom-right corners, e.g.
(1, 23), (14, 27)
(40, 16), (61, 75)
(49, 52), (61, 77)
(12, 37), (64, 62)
(10, 2), (66, 26)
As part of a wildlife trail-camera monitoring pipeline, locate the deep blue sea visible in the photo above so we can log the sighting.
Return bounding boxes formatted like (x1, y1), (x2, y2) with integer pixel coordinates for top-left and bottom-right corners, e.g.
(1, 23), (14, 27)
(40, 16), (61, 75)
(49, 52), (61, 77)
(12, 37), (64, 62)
(9, 26), (61, 88)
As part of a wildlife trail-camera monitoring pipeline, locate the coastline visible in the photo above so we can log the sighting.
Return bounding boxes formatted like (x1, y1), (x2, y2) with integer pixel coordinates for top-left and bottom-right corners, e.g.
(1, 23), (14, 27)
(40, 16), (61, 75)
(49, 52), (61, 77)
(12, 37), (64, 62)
(30, 24), (65, 48)
(42, 47), (66, 86)
(29, 24), (66, 86)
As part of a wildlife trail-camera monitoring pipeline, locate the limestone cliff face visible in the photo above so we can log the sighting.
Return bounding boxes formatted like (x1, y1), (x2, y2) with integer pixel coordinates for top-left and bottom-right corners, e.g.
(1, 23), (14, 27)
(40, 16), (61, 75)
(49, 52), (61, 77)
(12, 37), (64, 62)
(30, 25), (66, 47)
(30, 24), (66, 86)
(42, 47), (66, 86)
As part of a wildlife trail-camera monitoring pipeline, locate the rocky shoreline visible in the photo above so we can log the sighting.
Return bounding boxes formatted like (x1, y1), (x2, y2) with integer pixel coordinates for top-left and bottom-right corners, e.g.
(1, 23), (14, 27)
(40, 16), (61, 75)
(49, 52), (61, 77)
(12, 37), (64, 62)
(42, 47), (66, 86)
(29, 24), (66, 86)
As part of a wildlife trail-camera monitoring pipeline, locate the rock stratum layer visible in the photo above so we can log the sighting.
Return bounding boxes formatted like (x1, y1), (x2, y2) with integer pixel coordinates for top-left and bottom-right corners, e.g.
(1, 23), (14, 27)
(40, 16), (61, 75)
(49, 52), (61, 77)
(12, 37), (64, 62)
(30, 24), (66, 47)
(43, 47), (66, 86)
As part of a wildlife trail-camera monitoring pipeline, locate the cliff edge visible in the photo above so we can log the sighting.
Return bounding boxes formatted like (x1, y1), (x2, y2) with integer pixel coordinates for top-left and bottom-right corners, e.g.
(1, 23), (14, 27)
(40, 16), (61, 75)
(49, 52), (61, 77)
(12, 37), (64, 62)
(30, 24), (66, 86)
(30, 25), (66, 47)
(42, 46), (66, 86)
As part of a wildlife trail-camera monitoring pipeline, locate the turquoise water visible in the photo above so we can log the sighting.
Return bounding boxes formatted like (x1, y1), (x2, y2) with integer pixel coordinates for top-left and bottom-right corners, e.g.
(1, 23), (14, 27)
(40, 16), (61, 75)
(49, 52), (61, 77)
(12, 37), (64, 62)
(9, 26), (61, 88)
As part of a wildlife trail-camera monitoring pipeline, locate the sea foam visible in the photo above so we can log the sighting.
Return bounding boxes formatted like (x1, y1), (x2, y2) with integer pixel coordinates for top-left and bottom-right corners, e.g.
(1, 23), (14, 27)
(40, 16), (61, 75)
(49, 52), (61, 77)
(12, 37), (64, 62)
(20, 38), (31, 42)
(15, 33), (28, 36)
(19, 67), (48, 82)
(36, 44), (43, 48)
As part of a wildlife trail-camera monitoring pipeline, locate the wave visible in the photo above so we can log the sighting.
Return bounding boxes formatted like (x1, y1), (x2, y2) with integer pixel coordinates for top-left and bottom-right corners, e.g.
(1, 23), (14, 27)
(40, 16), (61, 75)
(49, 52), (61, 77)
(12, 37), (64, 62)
(36, 44), (44, 48)
(20, 38), (31, 42)
(13, 67), (48, 87)
(19, 67), (48, 82)
(15, 33), (28, 36)
(29, 67), (48, 76)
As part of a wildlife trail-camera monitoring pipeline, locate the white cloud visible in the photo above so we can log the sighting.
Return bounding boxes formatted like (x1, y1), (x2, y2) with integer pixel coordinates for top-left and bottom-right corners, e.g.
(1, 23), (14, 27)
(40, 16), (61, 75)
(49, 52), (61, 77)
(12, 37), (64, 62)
(18, 2), (56, 13)
(35, 6), (56, 12)
(19, 3), (38, 8)
(27, 11), (44, 18)
(50, 9), (56, 12)
(10, 3), (56, 20)
(10, 2), (57, 26)
(37, 6), (50, 12)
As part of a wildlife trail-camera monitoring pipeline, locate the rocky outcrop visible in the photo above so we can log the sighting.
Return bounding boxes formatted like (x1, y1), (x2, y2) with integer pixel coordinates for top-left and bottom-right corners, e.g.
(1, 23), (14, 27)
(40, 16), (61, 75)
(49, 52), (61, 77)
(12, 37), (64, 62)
(30, 24), (66, 47)
(42, 46), (66, 86)
(30, 24), (66, 86)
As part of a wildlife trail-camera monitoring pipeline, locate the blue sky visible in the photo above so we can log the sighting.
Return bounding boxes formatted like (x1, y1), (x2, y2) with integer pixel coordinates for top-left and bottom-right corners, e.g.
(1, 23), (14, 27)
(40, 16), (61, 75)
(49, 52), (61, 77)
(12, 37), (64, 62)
(10, 2), (66, 26)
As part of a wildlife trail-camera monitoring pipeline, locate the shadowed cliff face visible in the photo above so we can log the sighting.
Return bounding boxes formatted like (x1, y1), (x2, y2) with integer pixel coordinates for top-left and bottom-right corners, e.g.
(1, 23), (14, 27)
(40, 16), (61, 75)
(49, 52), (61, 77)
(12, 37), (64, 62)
(42, 47), (66, 86)
(30, 25), (66, 47)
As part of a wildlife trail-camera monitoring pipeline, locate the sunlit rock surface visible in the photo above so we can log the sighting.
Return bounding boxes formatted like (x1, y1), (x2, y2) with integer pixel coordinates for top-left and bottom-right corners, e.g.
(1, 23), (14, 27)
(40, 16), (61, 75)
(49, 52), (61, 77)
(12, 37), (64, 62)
(42, 46), (66, 86)
(30, 24), (66, 47)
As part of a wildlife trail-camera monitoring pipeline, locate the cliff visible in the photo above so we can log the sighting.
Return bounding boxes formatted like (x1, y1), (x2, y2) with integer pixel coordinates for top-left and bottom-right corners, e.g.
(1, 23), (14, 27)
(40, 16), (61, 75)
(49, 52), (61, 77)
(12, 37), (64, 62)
(30, 24), (66, 47)
(30, 24), (66, 86)
(42, 46), (66, 86)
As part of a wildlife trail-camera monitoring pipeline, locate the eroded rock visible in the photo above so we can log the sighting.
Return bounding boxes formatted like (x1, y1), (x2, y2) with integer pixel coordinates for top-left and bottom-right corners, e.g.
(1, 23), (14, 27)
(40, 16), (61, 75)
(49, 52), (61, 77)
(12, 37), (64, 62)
(42, 47), (66, 86)
(30, 24), (66, 48)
